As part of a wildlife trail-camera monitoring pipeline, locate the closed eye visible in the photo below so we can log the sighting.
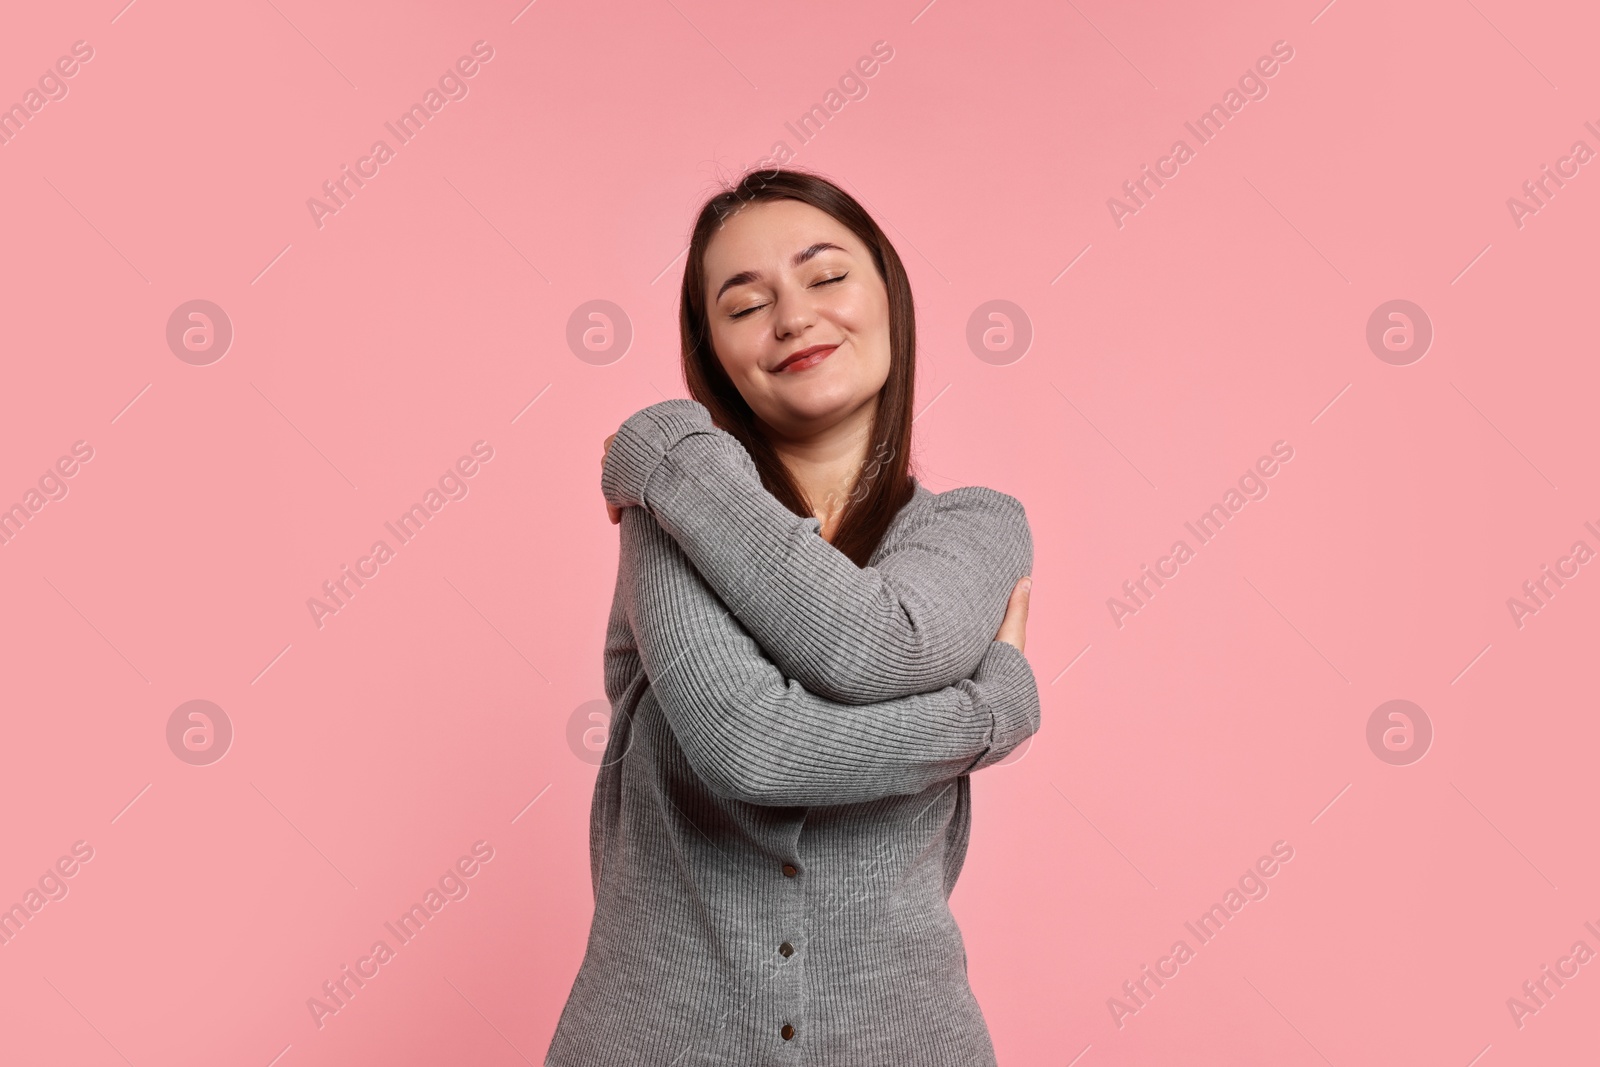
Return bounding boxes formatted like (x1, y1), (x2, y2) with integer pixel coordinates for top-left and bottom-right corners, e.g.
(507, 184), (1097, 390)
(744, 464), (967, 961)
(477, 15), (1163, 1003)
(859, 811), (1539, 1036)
(729, 273), (850, 320)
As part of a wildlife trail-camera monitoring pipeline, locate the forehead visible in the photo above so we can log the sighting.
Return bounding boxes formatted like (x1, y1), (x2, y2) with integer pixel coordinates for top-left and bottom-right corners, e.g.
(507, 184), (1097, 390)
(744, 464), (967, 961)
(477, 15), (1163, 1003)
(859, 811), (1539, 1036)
(703, 199), (860, 273)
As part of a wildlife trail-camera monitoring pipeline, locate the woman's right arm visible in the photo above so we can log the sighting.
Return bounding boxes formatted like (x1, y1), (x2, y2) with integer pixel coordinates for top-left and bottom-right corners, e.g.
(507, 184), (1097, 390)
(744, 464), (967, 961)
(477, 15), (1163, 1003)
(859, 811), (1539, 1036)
(619, 507), (1039, 808)
(602, 399), (1033, 705)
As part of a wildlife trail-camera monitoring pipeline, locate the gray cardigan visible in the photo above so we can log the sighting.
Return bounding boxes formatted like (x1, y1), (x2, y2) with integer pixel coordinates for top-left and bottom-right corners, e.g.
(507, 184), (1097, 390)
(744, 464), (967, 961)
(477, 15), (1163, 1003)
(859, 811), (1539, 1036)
(545, 399), (1040, 1066)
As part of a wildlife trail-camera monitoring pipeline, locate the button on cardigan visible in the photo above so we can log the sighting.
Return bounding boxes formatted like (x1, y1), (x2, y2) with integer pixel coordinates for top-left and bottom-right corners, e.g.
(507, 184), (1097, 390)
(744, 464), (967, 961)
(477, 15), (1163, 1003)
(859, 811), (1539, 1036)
(545, 399), (1041, 1067)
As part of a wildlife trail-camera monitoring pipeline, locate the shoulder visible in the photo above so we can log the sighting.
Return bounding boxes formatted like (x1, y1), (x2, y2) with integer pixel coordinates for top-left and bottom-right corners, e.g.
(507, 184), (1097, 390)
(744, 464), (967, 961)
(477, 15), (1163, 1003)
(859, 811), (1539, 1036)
(921, 484), (1030, 543)
(931, 484), (1028, 525)
(888, 482), (1032, 556)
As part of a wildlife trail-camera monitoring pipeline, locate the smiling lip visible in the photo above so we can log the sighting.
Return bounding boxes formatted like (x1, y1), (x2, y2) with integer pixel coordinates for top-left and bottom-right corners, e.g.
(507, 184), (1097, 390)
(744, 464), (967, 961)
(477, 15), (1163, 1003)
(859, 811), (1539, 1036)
(773, 343), (839, 373)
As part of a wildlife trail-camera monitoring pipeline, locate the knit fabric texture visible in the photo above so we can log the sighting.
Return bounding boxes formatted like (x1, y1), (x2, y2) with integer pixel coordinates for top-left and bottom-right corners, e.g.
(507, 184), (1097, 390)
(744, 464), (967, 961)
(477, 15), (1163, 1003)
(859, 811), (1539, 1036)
(546, 399), (1040, 1066)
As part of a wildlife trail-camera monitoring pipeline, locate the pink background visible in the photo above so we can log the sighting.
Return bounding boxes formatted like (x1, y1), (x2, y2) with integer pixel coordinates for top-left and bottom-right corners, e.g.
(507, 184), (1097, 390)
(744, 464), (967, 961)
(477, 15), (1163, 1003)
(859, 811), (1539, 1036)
(2, 0), (1596, 1063)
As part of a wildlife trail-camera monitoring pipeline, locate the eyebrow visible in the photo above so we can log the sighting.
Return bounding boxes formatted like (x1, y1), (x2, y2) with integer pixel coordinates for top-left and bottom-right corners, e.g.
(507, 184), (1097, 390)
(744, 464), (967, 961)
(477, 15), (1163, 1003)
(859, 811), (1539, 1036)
(713, 242), (849, 302)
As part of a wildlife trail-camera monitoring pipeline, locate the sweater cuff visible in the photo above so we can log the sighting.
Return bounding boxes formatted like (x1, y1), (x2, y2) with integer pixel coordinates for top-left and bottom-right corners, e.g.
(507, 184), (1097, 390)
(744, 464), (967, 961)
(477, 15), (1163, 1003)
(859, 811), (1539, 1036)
(601, 399), (717, 509)
(968, 640), (1040, 771)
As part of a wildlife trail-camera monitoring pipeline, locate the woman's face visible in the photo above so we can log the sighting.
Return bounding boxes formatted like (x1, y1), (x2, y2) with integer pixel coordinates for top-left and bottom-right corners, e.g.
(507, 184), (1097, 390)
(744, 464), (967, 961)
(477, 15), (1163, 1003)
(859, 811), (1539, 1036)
(701, 198), (892, 441)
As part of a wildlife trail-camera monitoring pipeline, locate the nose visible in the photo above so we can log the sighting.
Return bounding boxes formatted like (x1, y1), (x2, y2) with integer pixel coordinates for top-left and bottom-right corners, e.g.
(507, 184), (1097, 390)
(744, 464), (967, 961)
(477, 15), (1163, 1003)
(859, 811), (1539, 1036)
(772, 280), (817, 341)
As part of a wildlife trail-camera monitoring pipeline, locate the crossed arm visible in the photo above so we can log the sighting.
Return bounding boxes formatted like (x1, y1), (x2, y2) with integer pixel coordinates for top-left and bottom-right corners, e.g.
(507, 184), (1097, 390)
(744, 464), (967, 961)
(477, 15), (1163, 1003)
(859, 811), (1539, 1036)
(601, 399), (1034, 705)
(618, 507), (1039, 807)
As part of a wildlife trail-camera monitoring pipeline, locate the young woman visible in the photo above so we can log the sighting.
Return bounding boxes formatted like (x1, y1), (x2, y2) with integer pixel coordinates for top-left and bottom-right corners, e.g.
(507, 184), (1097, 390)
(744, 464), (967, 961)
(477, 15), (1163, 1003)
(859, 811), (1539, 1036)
(546, 169), (1039, 1066)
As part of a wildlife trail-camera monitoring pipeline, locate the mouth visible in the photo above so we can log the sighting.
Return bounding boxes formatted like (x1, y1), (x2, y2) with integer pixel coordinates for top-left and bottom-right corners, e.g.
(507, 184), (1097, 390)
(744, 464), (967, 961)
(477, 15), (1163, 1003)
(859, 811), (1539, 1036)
(772, 343), (840, 373)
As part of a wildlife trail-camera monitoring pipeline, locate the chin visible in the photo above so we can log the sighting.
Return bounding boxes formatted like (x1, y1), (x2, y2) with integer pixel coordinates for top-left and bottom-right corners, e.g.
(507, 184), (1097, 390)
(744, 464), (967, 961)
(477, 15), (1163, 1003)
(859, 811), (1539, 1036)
(776, 385), (876, 428)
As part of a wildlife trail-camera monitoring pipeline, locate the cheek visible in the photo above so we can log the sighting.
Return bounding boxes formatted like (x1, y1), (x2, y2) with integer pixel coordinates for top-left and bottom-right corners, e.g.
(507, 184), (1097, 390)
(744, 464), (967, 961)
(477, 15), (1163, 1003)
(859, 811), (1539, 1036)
(841, 292), (892, 367)
(841, 281), (890, 338)
(818, 295), (875, 353)
(710, 326), (766, 380)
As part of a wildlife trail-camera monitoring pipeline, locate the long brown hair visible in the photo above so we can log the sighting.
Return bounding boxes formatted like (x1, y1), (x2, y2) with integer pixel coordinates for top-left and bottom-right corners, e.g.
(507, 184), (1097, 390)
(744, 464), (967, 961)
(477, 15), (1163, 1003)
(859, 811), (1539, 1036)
(678, 167), (916, 567)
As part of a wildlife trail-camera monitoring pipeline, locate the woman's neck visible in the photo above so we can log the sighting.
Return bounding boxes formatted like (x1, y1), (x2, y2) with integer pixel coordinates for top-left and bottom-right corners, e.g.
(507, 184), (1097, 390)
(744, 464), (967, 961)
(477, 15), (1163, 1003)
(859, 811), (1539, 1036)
(763, 399), (877, 542)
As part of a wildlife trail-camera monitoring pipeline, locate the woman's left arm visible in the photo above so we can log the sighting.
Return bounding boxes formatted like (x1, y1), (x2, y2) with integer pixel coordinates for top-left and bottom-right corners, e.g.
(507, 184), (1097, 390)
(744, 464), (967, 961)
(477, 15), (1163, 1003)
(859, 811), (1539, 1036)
(619, 507), (1039, 807)
(601, 399), (1032, 705)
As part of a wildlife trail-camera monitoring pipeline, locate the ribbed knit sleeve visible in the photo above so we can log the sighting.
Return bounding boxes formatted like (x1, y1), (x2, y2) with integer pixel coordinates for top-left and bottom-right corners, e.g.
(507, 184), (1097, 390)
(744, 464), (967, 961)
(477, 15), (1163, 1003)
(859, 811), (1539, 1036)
(602, 399), (1034, 704)
(620, 508), (1039, 807)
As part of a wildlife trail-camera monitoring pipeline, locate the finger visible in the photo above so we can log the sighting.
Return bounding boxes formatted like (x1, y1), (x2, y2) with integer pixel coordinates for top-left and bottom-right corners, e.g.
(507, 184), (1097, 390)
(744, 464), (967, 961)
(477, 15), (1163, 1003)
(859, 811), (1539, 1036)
(996, 577), (1031, 652)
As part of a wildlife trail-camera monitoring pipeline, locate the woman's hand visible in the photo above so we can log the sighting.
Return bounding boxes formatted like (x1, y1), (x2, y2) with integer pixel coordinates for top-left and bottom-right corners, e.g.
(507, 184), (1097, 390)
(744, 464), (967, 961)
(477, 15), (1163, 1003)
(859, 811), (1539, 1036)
(602, 433), (622, 524)
(994, 577), (1031, 653)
